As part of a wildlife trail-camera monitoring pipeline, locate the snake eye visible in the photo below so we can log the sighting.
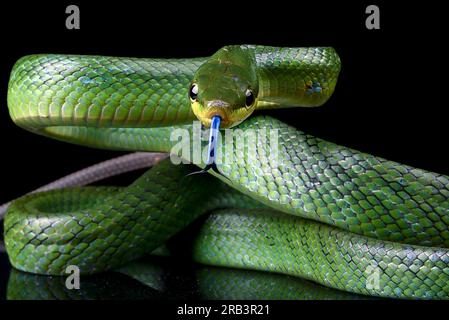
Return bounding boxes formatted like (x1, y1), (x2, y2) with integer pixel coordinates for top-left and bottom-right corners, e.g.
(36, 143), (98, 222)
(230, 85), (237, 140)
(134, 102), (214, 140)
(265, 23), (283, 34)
(245, 88), (254, 107)
(189, 83), (198, 101)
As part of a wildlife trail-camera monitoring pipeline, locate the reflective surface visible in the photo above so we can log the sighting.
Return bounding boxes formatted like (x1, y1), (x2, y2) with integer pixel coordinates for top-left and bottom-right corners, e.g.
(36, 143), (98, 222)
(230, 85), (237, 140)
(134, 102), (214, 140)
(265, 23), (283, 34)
(1, 251), (369, 300)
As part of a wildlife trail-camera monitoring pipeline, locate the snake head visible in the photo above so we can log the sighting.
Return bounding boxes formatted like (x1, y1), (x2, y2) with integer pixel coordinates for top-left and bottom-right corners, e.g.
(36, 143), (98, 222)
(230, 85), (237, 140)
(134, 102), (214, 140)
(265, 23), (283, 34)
(189, 46), (259, 129)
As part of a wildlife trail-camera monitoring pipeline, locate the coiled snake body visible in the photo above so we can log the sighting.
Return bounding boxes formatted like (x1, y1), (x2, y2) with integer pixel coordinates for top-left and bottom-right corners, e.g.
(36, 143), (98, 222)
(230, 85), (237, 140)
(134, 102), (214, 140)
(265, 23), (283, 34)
(4, 45), (449, 299)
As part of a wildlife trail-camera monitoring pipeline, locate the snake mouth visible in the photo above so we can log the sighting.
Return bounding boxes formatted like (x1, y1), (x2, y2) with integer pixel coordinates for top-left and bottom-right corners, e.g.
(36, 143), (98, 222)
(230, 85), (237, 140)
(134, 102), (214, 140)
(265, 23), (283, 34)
(191, 100), (235, 128)
(202, 109), (231, 128)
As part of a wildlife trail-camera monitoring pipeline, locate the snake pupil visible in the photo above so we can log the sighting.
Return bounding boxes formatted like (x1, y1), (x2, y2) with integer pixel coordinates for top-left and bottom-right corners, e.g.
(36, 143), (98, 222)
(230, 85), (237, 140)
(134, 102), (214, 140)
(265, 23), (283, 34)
(189, 83), (198, 101)
(245, 88), (254, 107)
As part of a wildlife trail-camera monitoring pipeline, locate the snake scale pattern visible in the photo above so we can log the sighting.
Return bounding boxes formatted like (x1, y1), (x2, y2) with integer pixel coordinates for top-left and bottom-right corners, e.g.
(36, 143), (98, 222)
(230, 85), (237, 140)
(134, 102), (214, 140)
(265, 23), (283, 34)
(3, 45), (449, 299)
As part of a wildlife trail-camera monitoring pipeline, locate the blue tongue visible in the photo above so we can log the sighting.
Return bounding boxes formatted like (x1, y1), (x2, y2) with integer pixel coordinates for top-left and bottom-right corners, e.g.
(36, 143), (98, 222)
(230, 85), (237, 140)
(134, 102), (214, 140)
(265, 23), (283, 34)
(186, 115), (227, 178)
(205, 115), (221, 167)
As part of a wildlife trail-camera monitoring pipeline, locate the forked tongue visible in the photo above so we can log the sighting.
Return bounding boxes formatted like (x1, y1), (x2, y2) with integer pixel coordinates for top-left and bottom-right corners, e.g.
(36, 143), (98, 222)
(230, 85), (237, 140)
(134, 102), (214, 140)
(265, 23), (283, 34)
(186, 115), (227, 178)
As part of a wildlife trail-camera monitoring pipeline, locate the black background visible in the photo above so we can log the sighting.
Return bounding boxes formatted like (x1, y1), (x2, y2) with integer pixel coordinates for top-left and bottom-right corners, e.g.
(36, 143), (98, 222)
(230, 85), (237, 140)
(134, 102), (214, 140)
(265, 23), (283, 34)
(1, 1), (447, 200)
(0, 0), (447, 306)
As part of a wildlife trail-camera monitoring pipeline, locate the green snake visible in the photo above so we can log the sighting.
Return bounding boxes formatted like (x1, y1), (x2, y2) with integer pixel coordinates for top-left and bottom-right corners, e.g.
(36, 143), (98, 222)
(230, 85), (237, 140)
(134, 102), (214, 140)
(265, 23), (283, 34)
(4, 45), (449, 299)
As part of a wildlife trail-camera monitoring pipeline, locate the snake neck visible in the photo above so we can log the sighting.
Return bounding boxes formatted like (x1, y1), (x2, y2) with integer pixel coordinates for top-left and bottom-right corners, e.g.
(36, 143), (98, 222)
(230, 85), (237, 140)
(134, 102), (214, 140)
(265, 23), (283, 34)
(247, 45), (341, 109)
